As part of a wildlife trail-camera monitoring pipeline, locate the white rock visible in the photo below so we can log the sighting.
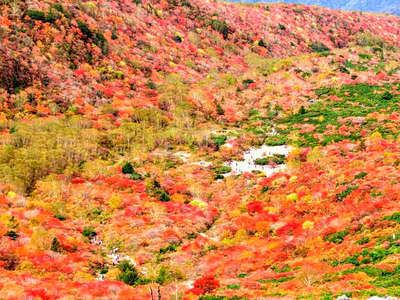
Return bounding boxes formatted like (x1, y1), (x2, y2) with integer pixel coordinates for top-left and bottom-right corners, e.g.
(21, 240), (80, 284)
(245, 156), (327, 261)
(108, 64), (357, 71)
(225, 145), (292, 176)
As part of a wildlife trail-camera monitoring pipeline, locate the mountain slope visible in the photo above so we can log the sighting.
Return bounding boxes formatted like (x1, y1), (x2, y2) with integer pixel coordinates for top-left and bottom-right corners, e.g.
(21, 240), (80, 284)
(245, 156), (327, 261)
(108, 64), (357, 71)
(228, 0), (400, 15)
(1, 0), (399, 121)
(0, 0), (399, 299)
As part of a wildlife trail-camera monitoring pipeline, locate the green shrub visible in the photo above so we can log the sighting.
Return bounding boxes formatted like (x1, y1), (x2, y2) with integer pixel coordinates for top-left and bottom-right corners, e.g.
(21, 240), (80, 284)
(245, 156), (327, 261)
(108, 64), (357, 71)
(173, 34), (183, 43)
(82, 226), (96, 238)
(209, 19), (230, 39)
(146, 80), (157, 90)
(98, 66), (124, 80)
(26, 9), (46, 21)
(214, 166), (231, 175)
(254, 154), (285, 165)
(324, 230), (349, 244)
(227, 284), (240, 290)
(50, 237), (62, 252)
(5, 230), (19, 240)
(158, 190), (170, 202)
(156, 266), (170, 284)
(111, 28), (118, 40)
(383, 212), (400, 223)
(130, 172), (143, 180)
(382, 91), (393, 101)
(45, 9), (60, 23)
(355, 32), (385, 48)
(356, 236), (370, 245)
(271, 264), (291, 273)
(155, 266), (183, 284)
(94, 31), (109, 55)
(211, 135), (227, 149)
(51, 3), (71, 18)
(310, 42), (330, 53)
(336, 185), (358, 201)
(254, 157), (269, 165)
(159, 242), (179, 254)
(26, 7), (64, 23)
(258, 39), (267, 48)
(77, 20), (93, 39)
(54, 213), (66, 221)
(199, 296), (228, 300)
(216, 102), (224, 115)
(122, 162), (134, 174)
(354, 171), (367, 179)
(258, 275), (294, 283)
(242, 79), (254, 89)
(148, 180), (170, 202)
(298, 106), (306, 114)
(263, 135), (287, 146)
(51, 3), (65, 13)
(117, 260), (140, 286)
(77, 21), (109, 55)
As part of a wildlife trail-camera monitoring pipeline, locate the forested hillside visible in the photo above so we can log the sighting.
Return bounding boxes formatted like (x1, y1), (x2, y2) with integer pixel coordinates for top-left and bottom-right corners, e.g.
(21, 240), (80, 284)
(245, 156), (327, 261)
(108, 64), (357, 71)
(0, 0), (399, 298)
(229, 0), (400, 15)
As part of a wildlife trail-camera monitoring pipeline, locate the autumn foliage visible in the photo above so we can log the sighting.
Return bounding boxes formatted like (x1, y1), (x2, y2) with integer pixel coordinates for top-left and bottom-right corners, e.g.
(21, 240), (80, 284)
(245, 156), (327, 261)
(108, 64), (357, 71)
(0, 0), (399, 298)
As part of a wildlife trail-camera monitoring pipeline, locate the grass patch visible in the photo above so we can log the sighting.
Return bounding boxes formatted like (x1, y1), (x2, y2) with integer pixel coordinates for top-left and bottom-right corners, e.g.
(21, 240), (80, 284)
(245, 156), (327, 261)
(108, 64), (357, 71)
(383, 212), (400, 223)
(258, 275), (294, 284)
(324, 230), (349, 244)
(273, 83), (400, 147)
(254, 154), (285, 165)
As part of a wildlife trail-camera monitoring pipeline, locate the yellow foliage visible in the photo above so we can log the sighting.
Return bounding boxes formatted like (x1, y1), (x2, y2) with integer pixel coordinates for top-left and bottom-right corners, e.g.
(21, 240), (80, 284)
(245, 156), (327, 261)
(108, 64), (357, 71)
(105, 267), (121, 280)
(29, 226), (53, 251)
(240, 250), (253, 259)
(265, 206), (278, 214)
(189, 199), (207, 209)
(7, 191), (16, 199)
(307, 146), (322, 162)
(229, 209), (241, 218)
(302, 195), (313, 204)
(108, 194), (122, 210)
(368, 131), (383, 143)
(286, 193), (298, 202)
(17, 260), (35, 271)
(82, 159), (113, 179)
(266, 240), (281, 251)
(245, 53), (293, 76)
(0, 213), (17, 228)
(171, 193), (186, 203)
(349, 160), (365, 169)
(383, 152), (396, 164)
(271, 176), (287, 188)
(234, 229), (248, 241)
(302, 220), (314, 230)
(73, 271), (94, 282)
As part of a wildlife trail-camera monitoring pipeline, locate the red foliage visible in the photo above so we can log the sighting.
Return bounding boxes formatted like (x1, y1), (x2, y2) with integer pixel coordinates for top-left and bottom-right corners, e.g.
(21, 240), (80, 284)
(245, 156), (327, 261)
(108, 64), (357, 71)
(71, 177), (85, 184)
(247, 201), (264, 214)
(192, 275), (220, 295)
